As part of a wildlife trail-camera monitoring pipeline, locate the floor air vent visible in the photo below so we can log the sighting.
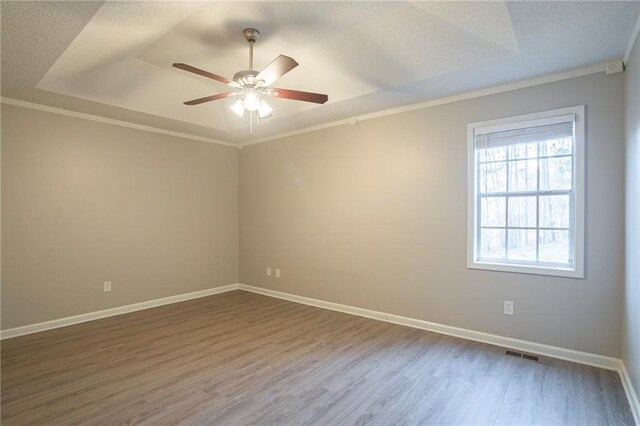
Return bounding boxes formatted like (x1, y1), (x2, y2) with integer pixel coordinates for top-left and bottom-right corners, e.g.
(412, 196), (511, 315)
(505, 349), (540, 362)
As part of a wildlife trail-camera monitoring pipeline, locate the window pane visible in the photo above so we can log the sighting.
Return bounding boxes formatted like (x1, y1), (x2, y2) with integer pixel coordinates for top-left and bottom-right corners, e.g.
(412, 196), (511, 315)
(507, 229), (537, 261)
(508, 159), (537, 192)
(539, 230), (570, 264)
(481, 197), (505, 226)
(539, 195), (570, 228)
(480, 228), (506, 259)
(539, 156), (571, 190)
(479, 162), (507, 193)
(508, 196), (536, 228)
(540, 137), (572, 157)
(509, 142), (537, 159)
(478, 146), (507, 163)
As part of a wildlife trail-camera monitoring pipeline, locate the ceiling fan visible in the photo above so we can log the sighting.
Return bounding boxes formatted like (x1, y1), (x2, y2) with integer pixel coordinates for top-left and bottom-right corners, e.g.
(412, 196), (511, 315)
(173, 28), (328, 133)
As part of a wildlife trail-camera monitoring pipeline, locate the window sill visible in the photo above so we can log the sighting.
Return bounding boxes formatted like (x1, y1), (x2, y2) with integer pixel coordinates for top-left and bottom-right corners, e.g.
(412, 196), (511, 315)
(467, 260), (584, 279)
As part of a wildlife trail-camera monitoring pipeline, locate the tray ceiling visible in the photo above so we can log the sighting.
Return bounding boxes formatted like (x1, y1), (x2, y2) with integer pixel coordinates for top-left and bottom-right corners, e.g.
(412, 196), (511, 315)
(2, 1), (639, 144)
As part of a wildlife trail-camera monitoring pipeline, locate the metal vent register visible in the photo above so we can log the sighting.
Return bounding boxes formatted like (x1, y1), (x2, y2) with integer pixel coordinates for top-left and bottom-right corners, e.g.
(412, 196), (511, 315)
(505, 349), (540, 362)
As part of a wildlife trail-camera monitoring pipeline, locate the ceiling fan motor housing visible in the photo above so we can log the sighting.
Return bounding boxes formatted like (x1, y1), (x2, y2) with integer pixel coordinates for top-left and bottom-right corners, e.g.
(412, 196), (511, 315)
(233, 70), (260, 86)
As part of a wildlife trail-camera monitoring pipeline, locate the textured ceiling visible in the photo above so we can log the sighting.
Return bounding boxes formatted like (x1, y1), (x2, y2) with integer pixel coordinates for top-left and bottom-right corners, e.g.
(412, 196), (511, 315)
(2, 1), (639, 144)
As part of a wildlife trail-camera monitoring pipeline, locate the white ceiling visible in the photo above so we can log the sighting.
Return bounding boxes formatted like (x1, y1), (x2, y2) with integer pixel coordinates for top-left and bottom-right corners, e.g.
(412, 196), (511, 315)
(2, 1), (639, 144)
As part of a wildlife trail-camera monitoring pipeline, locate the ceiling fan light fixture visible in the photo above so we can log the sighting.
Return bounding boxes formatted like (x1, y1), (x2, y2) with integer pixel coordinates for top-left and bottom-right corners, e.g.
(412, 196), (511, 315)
(230, 98), (245, 117)
(258, 100), (272, 118)
(243, 89), (260, 112)
(174, 28), (328, 134)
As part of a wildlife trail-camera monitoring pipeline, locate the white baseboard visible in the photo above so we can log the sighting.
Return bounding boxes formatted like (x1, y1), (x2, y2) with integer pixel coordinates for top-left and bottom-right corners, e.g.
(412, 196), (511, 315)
(2, 281), (637, 423)
(621, 363), (640, 425)
(0, 281), (627, 372)
(238, 284), (622, 371)
(0, 283), (240, 340)
(239, 284), (640, 423)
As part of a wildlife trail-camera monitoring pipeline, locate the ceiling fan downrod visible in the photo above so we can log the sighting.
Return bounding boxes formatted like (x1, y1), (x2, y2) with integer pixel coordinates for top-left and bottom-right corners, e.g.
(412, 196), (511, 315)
(243, 28), (260, 71)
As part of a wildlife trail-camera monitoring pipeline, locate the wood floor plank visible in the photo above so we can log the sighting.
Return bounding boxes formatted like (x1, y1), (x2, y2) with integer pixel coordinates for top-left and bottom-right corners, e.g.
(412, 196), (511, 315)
(1, 290), (634, 425)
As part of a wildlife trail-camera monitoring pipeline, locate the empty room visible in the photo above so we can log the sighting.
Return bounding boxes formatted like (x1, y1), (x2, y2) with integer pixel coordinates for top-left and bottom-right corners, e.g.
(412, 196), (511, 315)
(1, 1), (640, 424)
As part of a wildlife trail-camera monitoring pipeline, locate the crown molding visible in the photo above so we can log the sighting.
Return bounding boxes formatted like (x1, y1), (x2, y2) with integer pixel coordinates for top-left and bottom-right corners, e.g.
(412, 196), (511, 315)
(0, 97), (238, 147)
(239, 61), (609, 147)
(2, 60), (612, 149)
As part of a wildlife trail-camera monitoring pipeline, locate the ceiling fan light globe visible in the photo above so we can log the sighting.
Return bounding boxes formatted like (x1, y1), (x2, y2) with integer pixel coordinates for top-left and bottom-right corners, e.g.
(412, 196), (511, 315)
(243, 90), (261, 112)
(230, 99), (245, 117)
(258, 100), (273, 118)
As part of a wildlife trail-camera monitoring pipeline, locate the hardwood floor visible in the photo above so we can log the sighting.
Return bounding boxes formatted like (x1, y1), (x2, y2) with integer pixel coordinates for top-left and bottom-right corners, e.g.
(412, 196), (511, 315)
(1, 290), (633, 425)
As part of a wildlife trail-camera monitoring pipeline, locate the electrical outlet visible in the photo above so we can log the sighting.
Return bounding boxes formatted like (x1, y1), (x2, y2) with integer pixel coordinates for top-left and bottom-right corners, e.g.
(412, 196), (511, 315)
(266, 267), (272, 276)
(275, 268), (281, 278)
(104, 281), (112, 293)
(504, 300), (514, 315)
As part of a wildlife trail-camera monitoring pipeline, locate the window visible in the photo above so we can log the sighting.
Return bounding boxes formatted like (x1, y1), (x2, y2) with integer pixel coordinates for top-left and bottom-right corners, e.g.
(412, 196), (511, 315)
(467, 106), (585, 278)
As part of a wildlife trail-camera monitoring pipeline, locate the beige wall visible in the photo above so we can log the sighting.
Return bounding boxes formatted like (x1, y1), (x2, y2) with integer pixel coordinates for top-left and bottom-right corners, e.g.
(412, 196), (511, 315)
(1, 69), (629, 363)
(625, 33), (640, 401)
(240, 71), (625, 358)
(1, 105), (238, 329)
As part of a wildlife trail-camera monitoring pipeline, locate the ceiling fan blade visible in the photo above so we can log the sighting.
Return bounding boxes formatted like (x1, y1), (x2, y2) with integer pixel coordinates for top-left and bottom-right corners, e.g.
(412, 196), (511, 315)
(268, 88), (328, 104)
(256, 55), (298, 86)
(173, 63), (240, 87)
(183, 92), (237, 105)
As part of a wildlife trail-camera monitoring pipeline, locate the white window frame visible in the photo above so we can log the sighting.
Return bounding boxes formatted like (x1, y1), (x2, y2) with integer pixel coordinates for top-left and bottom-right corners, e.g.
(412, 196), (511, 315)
(467, 106), (585, 279)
